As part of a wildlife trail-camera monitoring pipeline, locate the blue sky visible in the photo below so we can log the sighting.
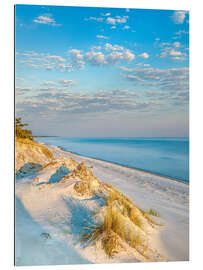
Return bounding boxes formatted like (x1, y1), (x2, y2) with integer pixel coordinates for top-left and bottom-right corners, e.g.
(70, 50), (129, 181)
(15, 5), (189, 137)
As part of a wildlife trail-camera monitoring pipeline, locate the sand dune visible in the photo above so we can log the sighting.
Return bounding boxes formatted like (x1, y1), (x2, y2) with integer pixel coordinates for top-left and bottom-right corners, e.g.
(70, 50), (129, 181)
(15, 145), (189, 265)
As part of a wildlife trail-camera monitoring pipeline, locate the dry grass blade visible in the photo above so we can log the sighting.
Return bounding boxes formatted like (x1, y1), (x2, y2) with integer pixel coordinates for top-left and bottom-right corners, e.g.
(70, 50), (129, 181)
(101, 230), (123, 258)
(80, 185), (161, 258)
(129, 207), (143, 228)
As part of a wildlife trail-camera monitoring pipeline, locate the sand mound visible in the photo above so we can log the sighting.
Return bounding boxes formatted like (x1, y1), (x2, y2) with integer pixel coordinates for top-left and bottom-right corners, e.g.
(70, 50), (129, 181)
(60, 162), (99, 182)
(16, 147), (167, 263)
(38, 157), (79, 172)
(81, 183), (163, 261)
(15, 138), (53, 171)
(33, 157), (78, 185)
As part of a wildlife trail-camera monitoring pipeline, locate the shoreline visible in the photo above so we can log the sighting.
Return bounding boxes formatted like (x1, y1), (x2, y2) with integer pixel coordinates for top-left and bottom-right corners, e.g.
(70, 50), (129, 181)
(16, 139), (189, 264)
(48, 144), (189, 186)
(48, 143), (189, 261)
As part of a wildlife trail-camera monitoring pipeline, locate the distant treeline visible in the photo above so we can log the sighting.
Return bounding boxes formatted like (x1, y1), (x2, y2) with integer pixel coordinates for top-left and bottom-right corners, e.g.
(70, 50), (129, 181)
(33, 136), (60, 138)
(15, 117), (33, 140)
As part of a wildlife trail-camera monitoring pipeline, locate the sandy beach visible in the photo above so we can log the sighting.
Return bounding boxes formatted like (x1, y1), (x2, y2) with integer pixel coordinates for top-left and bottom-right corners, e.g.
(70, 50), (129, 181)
(15, 145), (189, 266)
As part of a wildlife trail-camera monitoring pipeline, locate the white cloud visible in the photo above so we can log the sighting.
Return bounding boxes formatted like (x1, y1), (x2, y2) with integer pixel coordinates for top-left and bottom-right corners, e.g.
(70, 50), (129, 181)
(172, 11), (187, 24)
(96, 35), (108, 39)
(122, 50), (135, 61)
(171, 56), (186, 61)
(106, 52), (124, 64)
(59, 80), (76, 87)
(106, 17), (116, 25)
(15, 87), (32, 92)
(18, 46), (135, 71)
(84, 51), (106, 66)
(173, 30), (189, 39)
(173, 42), (181, 48)
(116, 17), (128, 23)
(91, 46), (102, 51)
(16, 77), (25, 85)
(33, 14), (60, 26)
(18, 89), (150, 117)
(101, 13), (111, 17)
(120, 66), (189, 93)
(69, 49), (83, 60)
(47, 55), (65, 62)
(69, 49), (84, 70)
(105, 43), (124, 51)
(169, 49), (182, 56)
(119, 66), (133, 72)
(83, 46), (135, 66)
(84, 17), (104, 22)
(159, 46), (186, 60)
(139, 52), (149, 59)
(106, 49), (135, 64)
(41, 81), (56, 86)
(106, 16), (128, 25)
(127, 75), (144, 82)
(160, 42), (171, 47)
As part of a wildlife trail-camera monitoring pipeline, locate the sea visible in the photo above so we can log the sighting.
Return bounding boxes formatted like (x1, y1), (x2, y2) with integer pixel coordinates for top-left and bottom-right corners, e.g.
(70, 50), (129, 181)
(35, 137), (189, 183)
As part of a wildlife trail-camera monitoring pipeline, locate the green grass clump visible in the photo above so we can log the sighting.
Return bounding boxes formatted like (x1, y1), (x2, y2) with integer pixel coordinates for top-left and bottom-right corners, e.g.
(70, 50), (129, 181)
(143, 209), (161, 217)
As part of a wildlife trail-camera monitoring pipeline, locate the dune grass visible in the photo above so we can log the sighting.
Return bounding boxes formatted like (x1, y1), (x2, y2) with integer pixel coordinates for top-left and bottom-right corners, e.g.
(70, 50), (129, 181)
(129, 207), (143, 228)
(101, 230), (123, 257)
(81, 188), (147, 257)
(78, 175), (161, 258)
(74, 181), (92, 196)
(16, 137), (53, 159)
(144, 209), (161, 217)
(40, 145), (53, 159)
(104, 185), (144, 229)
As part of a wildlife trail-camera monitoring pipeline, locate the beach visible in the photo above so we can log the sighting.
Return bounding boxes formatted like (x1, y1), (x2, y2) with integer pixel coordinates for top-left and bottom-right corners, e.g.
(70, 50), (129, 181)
(14, 4), (190, 267)
(15, 144), (189, 265)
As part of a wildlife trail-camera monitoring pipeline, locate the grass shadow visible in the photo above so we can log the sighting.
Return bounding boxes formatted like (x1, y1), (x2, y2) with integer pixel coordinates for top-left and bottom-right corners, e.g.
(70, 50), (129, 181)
(15, 197), (91, 266)
(62, 197), (101, 245)
(49, 165), (70, 183)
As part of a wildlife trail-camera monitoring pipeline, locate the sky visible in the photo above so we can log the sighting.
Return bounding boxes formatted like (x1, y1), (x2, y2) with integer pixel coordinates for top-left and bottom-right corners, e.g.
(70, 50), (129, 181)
(15, 5), (189, 137)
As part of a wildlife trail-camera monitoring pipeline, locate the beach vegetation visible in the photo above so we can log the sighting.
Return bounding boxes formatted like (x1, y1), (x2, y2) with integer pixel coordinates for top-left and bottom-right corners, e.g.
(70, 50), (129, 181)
(81, 187), (149, 258)
(74, 180), (92, 196)
(143, 208), (161, 217)
(15, 136), (53, 159)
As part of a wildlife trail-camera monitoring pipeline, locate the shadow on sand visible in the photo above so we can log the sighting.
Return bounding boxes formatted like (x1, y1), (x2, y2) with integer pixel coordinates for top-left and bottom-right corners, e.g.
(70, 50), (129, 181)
(15, 197), (91, 266)
(16, 162), (42, 180)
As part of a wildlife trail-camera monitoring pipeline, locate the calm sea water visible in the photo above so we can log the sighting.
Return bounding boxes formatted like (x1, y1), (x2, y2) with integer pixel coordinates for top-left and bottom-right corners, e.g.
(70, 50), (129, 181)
(35, 137), (189, 183)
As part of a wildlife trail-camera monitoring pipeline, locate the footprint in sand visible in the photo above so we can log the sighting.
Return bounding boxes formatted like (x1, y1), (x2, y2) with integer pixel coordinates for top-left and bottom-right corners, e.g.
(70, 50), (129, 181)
(40, 232), (51, 240)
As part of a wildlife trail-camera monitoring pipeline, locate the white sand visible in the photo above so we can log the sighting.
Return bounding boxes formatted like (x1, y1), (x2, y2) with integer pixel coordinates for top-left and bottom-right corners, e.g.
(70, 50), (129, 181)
(15, 145), (189, 266)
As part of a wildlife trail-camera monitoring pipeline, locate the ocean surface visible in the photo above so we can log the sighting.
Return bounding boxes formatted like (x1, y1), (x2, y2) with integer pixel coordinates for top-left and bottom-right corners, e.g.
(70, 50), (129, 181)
(35, 137), (189, 183)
